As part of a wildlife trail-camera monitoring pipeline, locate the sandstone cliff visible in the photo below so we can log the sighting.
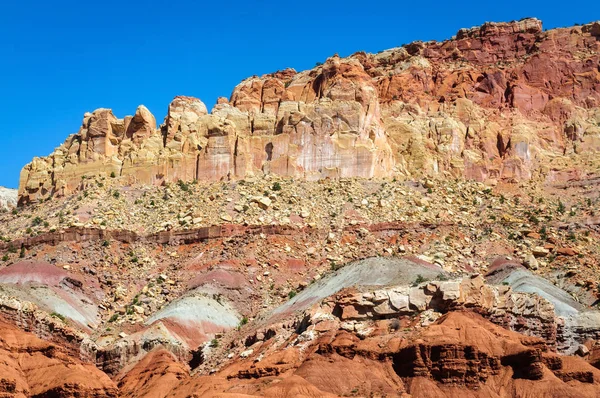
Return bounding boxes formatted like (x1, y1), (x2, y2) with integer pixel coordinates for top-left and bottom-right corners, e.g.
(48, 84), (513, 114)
(18, 18), (600, 204)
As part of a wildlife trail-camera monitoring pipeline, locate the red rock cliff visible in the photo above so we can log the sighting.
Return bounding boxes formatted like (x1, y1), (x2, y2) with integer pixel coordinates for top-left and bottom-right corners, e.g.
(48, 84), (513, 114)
(18, 18), (600, 204)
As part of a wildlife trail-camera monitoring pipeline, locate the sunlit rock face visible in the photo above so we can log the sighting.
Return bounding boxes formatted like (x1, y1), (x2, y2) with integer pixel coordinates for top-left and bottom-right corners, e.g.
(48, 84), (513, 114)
(18, 19), (600, 204)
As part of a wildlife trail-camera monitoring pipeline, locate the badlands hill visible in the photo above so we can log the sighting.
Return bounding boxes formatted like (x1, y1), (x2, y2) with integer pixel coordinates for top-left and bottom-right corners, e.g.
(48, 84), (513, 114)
(0, 18), (599, 398)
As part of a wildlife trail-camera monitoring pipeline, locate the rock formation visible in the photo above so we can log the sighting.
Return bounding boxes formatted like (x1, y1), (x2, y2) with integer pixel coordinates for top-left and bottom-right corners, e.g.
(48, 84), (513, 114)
(0, 317), (117, 397)
(4, 17), (600, 398)
(18, 18), (600, 204)
(0, 187), (17, 210)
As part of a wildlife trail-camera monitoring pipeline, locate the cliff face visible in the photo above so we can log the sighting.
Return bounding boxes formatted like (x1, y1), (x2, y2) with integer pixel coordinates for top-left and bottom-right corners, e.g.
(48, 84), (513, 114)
(18, 18), (600, 203)
(0, 187), (17, 210)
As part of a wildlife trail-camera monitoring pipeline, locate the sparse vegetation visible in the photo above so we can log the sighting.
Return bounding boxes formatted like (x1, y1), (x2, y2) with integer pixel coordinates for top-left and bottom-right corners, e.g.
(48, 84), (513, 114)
(288, 290), (297, 299)
(436, 273), (449, 281)
(50, 312), (66, 322)
(177, 179), (190, 192)
(540, 226), (548, 240)
(413, 274), (427, 286)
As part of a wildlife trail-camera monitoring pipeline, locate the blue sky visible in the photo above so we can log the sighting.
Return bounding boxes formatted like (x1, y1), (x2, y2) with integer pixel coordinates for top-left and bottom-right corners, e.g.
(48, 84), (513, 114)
(0, 0), (596, 188)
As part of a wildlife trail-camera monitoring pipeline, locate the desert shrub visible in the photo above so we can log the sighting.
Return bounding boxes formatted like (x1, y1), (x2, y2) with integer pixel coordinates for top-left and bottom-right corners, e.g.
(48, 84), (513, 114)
(413, 274), (427, 286)
(50, 312), (66, 322)
(177, 180), (190, 192)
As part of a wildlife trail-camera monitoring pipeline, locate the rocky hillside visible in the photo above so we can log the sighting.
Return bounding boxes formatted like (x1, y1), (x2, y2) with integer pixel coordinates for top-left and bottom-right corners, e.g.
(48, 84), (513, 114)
(18, 18), (600, 204)
(2, 17), (600, 398)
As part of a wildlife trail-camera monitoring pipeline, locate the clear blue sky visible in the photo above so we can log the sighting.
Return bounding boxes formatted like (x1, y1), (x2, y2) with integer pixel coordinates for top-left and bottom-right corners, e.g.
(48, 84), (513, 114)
(0, 0), (595, 188)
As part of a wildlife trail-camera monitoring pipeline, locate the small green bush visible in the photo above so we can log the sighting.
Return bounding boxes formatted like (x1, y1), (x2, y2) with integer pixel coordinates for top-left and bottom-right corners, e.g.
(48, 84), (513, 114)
(50, 312), (66, 322)
(413, 274), (427, 286)
(177, 180), (190, 192)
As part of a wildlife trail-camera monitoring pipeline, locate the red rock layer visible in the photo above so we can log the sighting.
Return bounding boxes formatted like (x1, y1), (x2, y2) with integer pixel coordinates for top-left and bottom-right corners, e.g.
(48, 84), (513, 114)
(0, 317), (117, 397)
(113, 311), (600, 398)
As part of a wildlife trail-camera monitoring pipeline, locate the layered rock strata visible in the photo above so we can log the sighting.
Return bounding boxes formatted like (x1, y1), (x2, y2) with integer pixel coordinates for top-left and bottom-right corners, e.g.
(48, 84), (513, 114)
(18, 19), (600, 204)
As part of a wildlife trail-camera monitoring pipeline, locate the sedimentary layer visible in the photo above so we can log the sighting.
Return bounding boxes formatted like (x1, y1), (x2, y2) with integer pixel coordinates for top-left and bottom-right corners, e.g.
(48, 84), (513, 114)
(18, 19), (600, 204)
